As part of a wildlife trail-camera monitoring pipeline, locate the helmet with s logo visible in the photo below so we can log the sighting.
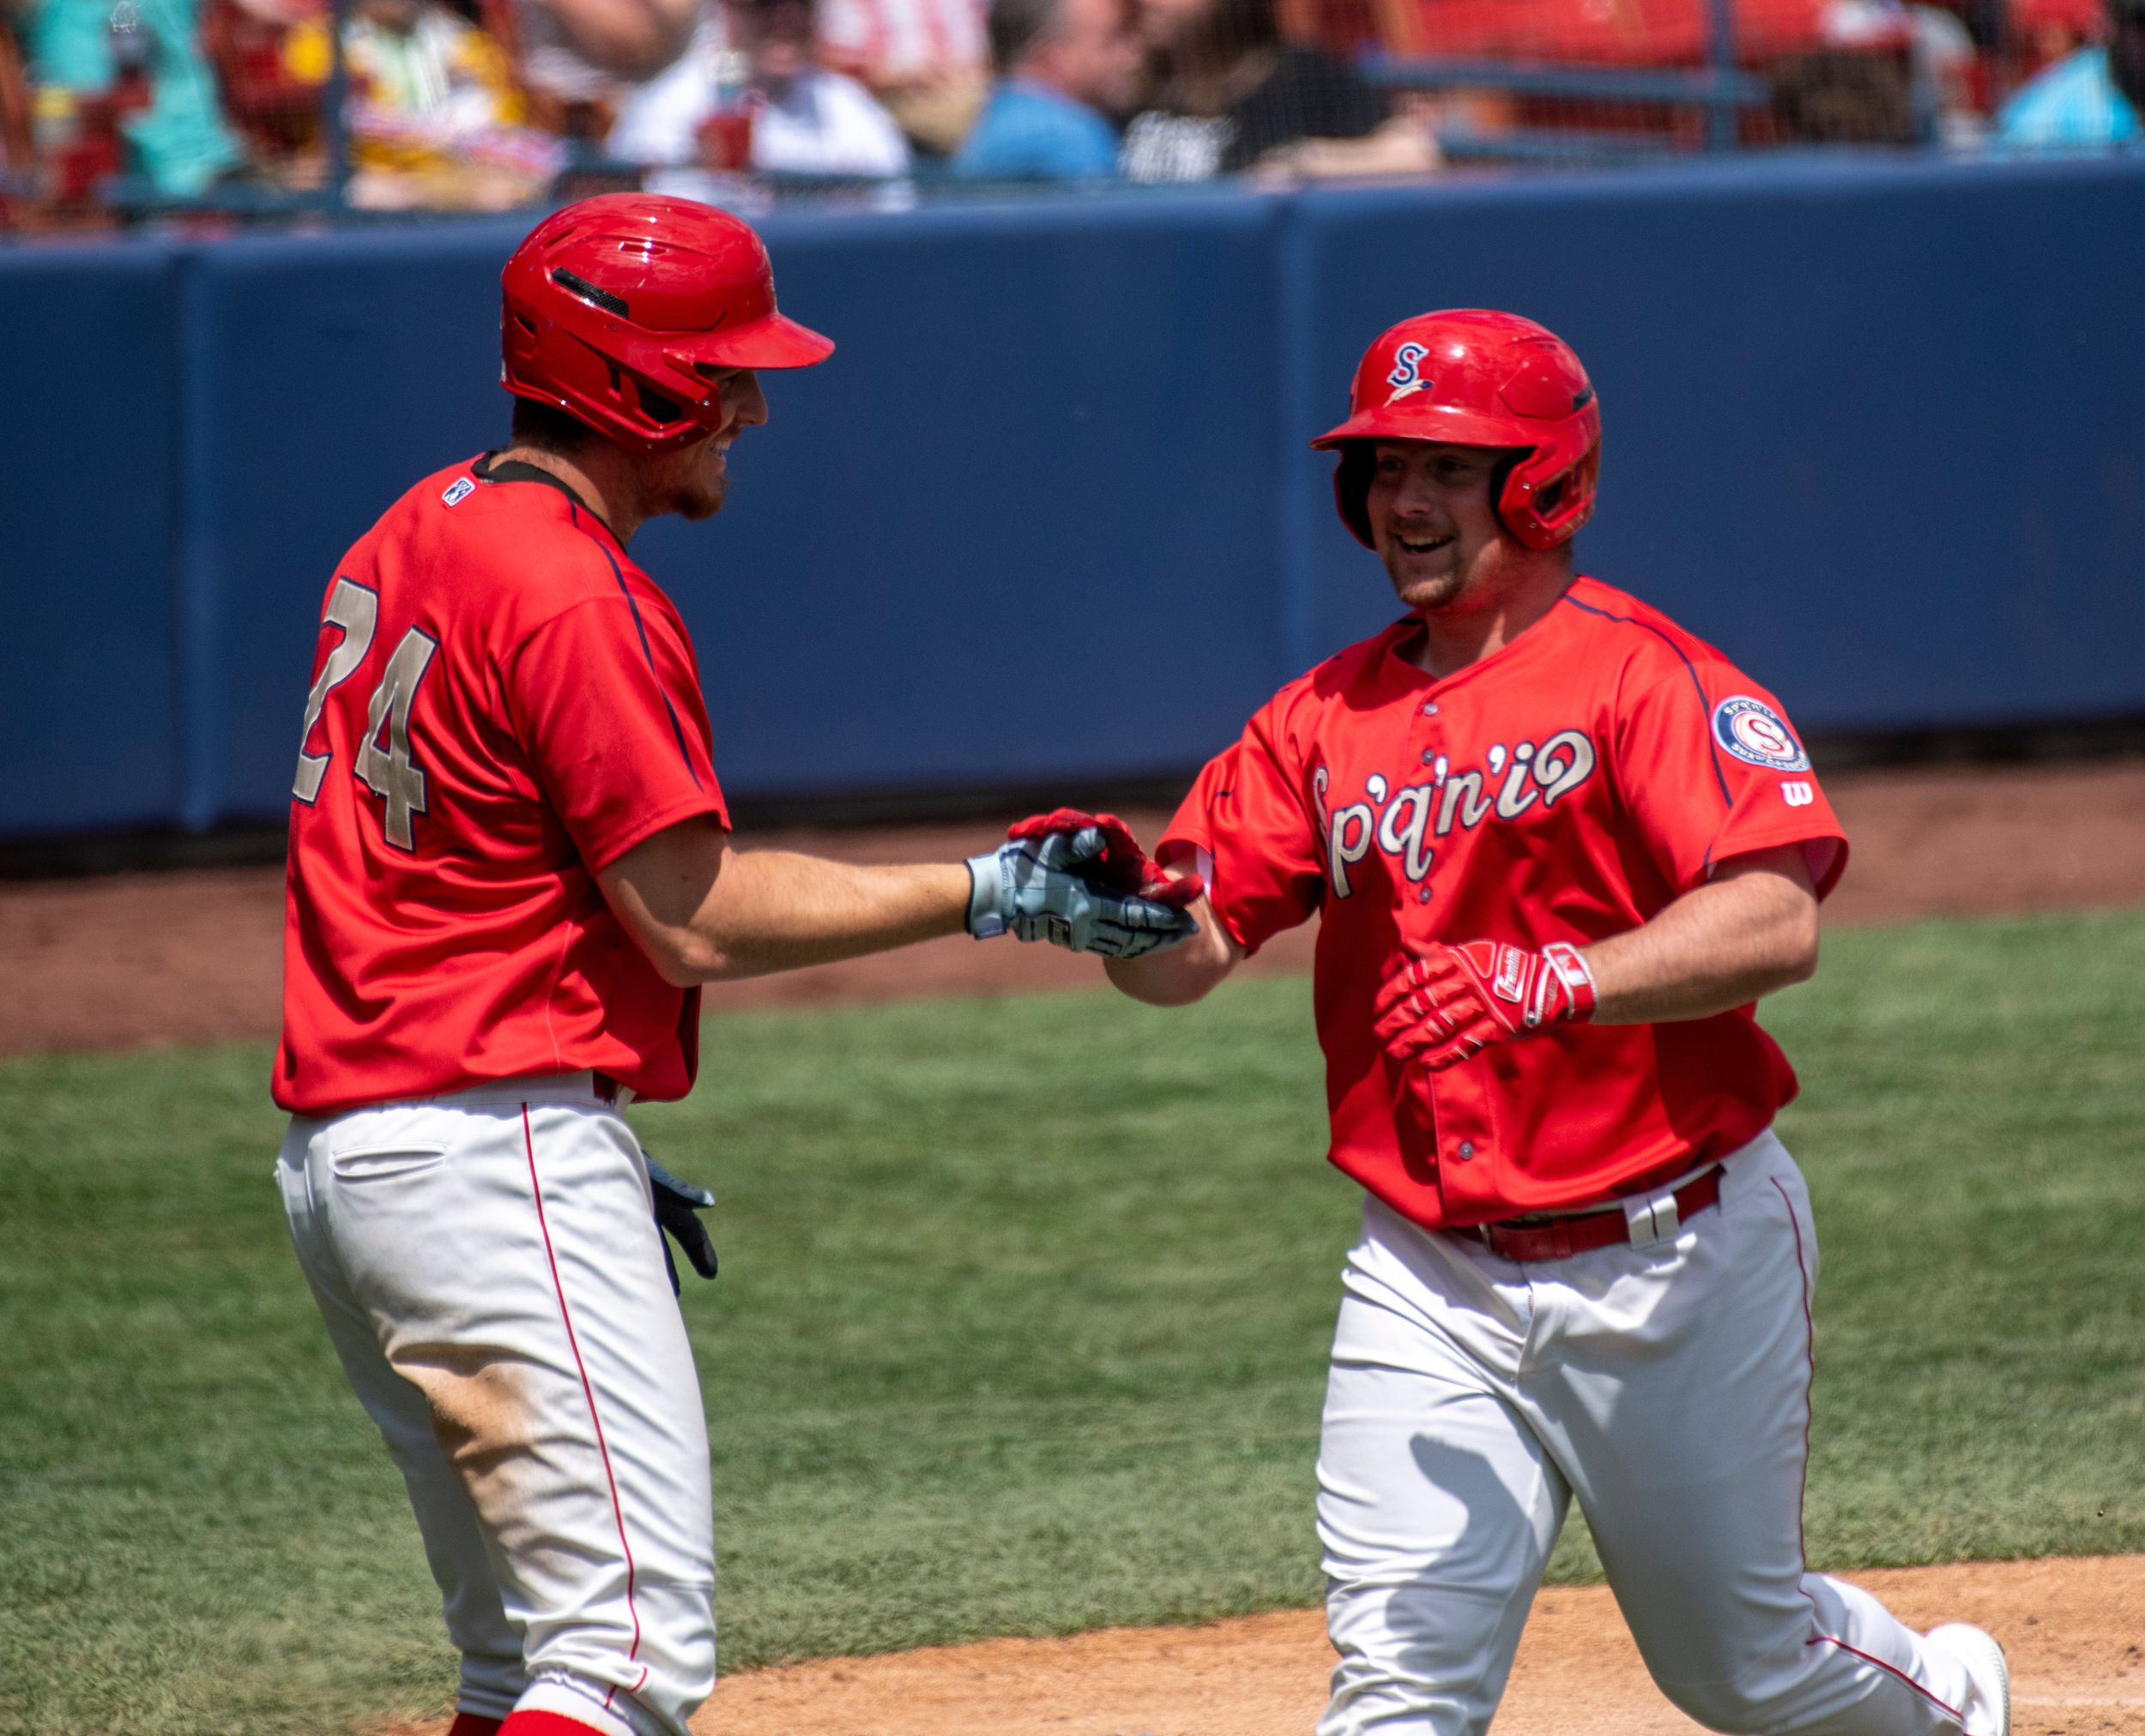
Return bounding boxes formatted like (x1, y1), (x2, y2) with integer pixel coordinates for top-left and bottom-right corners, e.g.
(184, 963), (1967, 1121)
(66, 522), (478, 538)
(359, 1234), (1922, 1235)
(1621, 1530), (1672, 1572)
(1313, 310), (1601, 552)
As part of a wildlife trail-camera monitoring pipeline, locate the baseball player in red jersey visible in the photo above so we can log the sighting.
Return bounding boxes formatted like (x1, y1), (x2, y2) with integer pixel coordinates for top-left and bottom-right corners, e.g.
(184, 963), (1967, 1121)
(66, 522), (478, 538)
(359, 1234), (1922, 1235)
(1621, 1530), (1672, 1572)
(273, 192), (1192, 1736)
(1095, 312), (2013, 1736)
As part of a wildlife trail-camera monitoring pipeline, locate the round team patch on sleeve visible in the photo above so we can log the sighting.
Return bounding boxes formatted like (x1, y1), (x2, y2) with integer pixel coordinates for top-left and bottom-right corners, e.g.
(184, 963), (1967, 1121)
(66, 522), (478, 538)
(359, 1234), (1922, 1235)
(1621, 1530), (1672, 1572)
(1712, 695), (1810, 771)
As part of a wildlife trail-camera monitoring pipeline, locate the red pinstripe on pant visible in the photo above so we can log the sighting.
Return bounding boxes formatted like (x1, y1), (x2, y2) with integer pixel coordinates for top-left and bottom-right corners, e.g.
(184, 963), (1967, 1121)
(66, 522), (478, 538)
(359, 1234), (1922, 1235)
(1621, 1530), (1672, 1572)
(1773, 1174), (1966, 1725)
(522, 1104), (650, 1705)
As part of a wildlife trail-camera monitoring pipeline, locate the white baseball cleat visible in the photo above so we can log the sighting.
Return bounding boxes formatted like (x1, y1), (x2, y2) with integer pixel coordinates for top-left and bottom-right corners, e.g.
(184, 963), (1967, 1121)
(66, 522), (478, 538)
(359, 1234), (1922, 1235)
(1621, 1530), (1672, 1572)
(1925, 1623), (2010, 1736)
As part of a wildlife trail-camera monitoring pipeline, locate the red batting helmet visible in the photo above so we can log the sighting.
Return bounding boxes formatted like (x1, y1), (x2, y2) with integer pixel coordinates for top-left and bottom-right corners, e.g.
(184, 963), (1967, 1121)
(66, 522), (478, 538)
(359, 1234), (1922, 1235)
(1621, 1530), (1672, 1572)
(501, 193), (833, 454)
(1313, 310), (1600, 552)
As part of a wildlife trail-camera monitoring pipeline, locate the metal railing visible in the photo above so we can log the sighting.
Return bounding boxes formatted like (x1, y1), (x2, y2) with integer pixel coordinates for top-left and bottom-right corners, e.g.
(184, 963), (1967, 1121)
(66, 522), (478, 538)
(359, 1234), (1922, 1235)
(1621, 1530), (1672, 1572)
(1367, 0), (1779, 165)
(1363, 54), (1773, 164)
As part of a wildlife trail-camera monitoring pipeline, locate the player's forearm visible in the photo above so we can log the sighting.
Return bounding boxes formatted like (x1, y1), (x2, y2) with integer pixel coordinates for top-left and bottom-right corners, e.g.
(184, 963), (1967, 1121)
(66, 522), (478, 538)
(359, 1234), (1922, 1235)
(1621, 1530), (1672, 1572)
(1582, 853), (1818, 1025)
(602, 824), (971, 984)
(674, 850), (970, 981)
(1103, 894), (1239, 1005)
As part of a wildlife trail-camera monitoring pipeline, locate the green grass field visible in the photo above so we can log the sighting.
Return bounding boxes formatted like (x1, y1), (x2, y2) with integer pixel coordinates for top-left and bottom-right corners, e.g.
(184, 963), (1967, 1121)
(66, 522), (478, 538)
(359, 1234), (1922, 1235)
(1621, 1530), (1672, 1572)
(2, 907), (2142, 1736)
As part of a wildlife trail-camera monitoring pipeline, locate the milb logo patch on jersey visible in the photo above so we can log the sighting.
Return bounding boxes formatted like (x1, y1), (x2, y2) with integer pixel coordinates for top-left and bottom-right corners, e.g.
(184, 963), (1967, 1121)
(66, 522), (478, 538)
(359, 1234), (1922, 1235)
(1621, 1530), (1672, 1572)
(1712, 695), (1810, 771)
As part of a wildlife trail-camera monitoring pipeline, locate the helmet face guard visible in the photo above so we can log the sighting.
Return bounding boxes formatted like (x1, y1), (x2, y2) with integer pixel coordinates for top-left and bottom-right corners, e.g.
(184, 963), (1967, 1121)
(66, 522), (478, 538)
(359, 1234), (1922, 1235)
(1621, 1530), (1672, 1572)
(500, 194), (834, 454)
(1313, 310), (1601, 553)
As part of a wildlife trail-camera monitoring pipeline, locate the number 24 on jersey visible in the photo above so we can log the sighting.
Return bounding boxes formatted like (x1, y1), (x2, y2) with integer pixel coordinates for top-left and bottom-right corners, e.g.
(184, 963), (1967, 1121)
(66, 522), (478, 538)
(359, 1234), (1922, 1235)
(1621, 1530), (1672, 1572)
(293, 578), (438, 849)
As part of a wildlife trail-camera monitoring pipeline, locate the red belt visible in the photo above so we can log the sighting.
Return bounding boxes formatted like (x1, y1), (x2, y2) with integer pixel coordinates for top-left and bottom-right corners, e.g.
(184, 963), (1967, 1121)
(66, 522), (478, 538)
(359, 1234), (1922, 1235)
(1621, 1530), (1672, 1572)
(1464, 1165), (1722, 1263)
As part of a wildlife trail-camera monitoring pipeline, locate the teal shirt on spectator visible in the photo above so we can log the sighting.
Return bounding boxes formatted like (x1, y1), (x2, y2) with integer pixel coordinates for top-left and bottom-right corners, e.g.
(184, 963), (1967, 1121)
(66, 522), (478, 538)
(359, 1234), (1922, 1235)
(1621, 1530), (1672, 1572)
(1997, 46), (2142, 150)
(31, 0), (243, 194)
(952, 78), (1119, 180)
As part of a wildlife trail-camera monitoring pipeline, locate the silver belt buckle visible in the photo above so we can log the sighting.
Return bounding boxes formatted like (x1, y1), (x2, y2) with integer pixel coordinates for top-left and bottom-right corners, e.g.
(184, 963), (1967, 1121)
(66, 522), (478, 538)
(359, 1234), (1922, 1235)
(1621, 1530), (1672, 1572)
(1622, 1186), (1681, 1249)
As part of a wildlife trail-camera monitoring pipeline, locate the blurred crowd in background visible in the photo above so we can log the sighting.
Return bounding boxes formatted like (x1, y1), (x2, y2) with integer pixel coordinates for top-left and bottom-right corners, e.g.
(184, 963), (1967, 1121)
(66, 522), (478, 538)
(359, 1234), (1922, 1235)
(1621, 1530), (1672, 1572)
(0, 0), (2136, 227)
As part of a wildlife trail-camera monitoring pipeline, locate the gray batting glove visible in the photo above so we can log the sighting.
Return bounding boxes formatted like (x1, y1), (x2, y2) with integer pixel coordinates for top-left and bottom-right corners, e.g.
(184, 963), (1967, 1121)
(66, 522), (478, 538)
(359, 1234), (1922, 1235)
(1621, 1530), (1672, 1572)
(644, 1152), (717, 1294)
(966, 827), (1199, 958)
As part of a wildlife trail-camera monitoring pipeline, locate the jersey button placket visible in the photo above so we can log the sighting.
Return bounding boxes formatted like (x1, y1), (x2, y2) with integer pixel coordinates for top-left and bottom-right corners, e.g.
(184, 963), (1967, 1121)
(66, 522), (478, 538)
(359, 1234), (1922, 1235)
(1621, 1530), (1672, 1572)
(1423, 1064), (1495, 1212)
(1403, 693), (1441, 916)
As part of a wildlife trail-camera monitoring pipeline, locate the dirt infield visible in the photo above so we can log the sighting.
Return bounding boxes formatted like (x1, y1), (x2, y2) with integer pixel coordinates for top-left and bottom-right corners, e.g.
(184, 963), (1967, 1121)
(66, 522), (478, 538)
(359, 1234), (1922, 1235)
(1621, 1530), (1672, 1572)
(375, 1556), (2145, 1736)
(694, 1557), (2145, 1736)
(7, 759), (2145, 1057)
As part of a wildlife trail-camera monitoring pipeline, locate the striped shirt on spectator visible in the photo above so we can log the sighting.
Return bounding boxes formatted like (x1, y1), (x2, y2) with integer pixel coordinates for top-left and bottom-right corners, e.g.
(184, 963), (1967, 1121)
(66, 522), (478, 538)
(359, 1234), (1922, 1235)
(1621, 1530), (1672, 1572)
(818, 0), (984, 81)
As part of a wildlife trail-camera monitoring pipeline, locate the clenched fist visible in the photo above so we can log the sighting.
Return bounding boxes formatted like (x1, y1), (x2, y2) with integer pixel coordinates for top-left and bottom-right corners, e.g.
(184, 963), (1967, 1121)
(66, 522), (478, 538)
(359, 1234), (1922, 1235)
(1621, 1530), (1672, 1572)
(1373, 940), (1597, 1072)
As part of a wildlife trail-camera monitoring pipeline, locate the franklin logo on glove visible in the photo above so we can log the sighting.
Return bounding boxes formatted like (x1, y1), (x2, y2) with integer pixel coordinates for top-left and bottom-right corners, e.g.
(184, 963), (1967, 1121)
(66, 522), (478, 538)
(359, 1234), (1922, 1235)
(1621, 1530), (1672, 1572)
(1374, 939), (1597, 1071)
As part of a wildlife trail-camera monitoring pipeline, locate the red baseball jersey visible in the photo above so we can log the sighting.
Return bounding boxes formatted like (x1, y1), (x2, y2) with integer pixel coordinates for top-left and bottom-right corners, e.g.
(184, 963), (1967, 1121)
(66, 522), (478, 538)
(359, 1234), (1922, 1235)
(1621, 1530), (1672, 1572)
(274, 456), (728, 1116)
(1161, 575), (1848, 1230)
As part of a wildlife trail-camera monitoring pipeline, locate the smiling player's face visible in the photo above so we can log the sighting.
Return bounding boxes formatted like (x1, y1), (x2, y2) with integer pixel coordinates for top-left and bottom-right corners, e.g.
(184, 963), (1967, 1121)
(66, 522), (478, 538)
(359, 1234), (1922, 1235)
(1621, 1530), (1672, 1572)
(1364, 441), (1520, 614)
(651, 366), (769, 522)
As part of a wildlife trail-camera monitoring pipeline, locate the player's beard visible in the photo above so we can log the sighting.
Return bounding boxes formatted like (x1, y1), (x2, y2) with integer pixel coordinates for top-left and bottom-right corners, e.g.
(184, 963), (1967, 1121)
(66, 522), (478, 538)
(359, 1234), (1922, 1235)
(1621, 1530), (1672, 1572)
(1387, 563), (1467, 612)
(1381, 542), (1472, 613)
(663, 440), (730, 522)
(674, 472), (727, 521)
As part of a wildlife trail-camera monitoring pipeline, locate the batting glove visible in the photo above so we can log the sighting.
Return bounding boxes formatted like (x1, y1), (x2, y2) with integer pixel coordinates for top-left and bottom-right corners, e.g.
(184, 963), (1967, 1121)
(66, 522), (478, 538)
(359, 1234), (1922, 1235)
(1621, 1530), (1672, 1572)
(966, 827), (1200, 958)
(644, 1152), (718, 1293)
(1373, 940), (1597, 1073)
(1004, 808), (1205, 909)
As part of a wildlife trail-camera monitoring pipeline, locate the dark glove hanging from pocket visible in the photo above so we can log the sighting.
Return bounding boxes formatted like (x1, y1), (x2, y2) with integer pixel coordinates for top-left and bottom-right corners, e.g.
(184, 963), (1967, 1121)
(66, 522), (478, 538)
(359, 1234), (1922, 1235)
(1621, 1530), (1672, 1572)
(644, 1152), (718, 1295)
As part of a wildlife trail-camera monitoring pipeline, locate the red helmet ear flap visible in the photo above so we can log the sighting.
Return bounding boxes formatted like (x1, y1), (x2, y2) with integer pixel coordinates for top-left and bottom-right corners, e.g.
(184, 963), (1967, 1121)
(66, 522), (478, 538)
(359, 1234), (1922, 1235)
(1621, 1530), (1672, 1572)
(1498, 437), (1600, 549)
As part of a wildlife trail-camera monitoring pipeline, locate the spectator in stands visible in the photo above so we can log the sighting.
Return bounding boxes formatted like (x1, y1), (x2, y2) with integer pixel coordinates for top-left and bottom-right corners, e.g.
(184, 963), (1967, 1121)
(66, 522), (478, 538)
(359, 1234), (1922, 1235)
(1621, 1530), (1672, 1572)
(603, 9), (728, 169)
(25, 0), (244, 193)
(608, 0), (909, 176)
(1119, 0), (1433, 180)
(1906, 3), (1984, 147)
(952, 0), (1135, 178)
(724, 0), (907, 171)
(1769, 48), (1919, 143)
(816, 0), (984, 154)
(515, 0), (698, 138)
(2012, 0), (2105, 77)
(3, 2), (41, 214)
(1997, 0), (2143, 146)
(282, 0), (564, 206)
(205, 0), (326, 172)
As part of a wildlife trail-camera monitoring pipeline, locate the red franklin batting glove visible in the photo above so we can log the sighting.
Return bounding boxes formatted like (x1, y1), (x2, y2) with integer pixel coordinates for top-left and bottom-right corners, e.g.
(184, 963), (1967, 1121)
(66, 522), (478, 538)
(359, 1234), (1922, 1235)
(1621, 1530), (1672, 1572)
(1372, 940), (1597, 1073)
(1004, 808), (1204, 909)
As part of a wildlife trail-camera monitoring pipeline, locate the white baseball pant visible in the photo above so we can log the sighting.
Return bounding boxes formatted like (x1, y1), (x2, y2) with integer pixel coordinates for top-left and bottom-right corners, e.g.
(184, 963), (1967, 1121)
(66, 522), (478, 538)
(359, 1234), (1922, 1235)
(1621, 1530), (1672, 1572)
(276, 1074), (716, 1736)
(1315, 1128), (1985, 1736)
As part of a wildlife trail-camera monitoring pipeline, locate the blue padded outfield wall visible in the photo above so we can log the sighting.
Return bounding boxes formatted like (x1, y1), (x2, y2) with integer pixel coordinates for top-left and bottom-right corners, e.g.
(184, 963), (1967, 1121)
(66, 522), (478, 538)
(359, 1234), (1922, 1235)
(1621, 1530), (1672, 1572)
(2, 154), (2142, 837)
